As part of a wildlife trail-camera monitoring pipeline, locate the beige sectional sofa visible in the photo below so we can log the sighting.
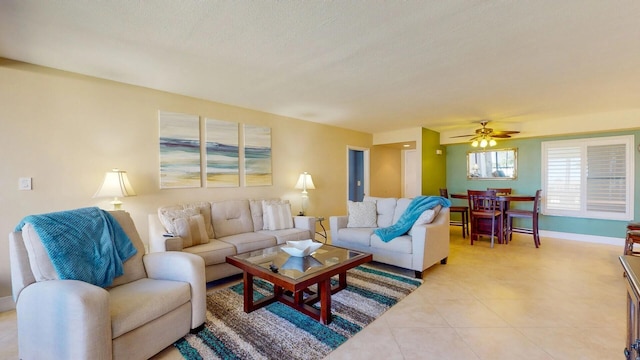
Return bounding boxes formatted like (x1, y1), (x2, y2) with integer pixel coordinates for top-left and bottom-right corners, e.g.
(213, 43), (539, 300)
(330, 196), (450, 278)
(149, 199), (315, 282)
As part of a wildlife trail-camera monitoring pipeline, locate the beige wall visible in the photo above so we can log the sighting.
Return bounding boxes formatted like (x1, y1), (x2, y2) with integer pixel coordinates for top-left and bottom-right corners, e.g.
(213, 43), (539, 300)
(370, 145), (401, 198)
(0, 59), (371, 302)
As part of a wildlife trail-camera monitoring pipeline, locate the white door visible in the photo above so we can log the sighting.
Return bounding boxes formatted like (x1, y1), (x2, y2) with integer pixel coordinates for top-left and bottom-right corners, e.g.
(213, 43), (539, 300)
(403, 150), (418, 197)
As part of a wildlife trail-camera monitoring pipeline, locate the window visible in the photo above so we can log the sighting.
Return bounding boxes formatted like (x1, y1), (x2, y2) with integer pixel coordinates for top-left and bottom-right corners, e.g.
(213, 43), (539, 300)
(541, 135), (634, 220)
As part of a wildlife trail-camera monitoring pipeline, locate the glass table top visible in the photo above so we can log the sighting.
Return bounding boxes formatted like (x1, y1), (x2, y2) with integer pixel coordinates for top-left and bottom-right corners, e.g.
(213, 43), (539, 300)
(229, 243), (367, 280)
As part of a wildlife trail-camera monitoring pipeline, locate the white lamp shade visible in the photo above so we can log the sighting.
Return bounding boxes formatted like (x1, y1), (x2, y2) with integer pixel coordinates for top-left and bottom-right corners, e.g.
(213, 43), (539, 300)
(94, 169), (136, 198)
(294, 172), (315, 190)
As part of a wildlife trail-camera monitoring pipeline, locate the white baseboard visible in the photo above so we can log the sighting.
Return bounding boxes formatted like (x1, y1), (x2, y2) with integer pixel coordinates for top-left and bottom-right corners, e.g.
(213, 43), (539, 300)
(540, 230), (624, 246)
(0, 296), (15, 312)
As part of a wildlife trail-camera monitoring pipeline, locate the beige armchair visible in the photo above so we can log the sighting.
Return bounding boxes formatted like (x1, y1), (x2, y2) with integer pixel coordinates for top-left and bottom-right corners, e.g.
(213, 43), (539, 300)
(9, 210), (206, 360)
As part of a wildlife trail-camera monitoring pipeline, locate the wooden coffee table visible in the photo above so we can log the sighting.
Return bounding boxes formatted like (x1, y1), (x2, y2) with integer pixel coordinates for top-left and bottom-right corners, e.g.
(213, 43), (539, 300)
(226, 243), (372, 324)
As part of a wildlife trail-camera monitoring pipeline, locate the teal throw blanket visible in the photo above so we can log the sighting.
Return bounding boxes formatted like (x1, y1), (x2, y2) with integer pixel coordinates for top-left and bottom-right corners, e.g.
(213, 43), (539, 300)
(374, 196), (451, 243)
(15, 207), (137, 288)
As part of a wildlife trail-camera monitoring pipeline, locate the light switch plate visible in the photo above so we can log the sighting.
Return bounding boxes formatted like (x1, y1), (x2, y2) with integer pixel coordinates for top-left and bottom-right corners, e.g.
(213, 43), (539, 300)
(19, 177), (32, 190)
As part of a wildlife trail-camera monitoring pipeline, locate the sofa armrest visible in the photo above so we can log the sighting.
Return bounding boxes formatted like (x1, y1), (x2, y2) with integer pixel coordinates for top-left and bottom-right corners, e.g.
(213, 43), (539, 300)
(17, 280), (111, 359)
(148, 214), (184, 252)
(410, 207), (450, 272)
(143, 252), (206, 329)
(294, 216), (316, 239)
(329, 216), (348, 242)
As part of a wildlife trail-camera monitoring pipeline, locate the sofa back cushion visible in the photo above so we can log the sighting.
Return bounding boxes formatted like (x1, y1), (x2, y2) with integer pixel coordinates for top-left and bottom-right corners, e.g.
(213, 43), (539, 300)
(20, 210), (147, 288)
(392, 198), (412, 225)
(210, 200), (254, 238)
(172, 214), (210, 248)
(364, 196), (397, 227)
(108, 210), (148, 287)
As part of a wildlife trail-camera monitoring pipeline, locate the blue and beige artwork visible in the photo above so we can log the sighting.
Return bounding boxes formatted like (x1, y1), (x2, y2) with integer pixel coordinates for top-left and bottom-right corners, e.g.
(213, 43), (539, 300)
(244, 125), (272, 186)
(159, 111), (201, 188)
(206, 118), (239, 187)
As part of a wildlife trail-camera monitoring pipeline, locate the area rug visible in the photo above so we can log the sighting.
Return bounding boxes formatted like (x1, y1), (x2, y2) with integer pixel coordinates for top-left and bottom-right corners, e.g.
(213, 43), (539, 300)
(175, 264), (422, 360)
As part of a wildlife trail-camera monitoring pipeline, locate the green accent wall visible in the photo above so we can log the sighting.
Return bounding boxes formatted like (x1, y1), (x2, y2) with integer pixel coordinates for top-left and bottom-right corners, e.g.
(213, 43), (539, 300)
(445, 129), (640, 238)
(422, 127), (446, 196)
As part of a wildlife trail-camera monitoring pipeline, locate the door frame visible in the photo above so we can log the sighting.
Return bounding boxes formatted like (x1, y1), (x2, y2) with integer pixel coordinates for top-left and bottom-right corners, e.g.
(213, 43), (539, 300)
(346, 145), (370, 202)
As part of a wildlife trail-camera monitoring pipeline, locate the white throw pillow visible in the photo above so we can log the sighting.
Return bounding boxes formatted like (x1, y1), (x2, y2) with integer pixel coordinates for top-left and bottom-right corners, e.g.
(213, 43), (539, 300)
(347, 201), (378, 228)
(262, 199), (290, 230)
(158, 207), (200, 235)
(172, 213), (210, 248)
(266, 203), (294, 230)
(409, 205), (443, 235)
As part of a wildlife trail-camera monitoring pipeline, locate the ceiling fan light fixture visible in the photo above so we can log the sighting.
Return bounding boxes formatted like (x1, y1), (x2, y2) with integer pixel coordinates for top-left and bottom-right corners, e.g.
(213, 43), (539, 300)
(480, 138), (488, 148)
(489, 138), (497, 147)
(471, 140), (479, 147)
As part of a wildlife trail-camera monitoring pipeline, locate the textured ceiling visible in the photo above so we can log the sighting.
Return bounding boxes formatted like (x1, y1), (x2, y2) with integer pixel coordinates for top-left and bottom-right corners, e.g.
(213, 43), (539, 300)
(1, 1), (639, 142)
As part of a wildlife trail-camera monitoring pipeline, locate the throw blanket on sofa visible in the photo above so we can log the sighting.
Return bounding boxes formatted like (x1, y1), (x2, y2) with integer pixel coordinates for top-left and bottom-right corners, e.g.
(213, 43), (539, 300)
(15, 207), (137, 287)
(374, 196), (451, 243)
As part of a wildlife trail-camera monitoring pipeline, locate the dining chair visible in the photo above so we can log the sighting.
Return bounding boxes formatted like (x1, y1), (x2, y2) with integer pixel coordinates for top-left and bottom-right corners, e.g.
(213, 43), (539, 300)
(439, 188), (469, 238)
(487, 187), (512, 195)
(467, 189), (502, 248)
(624, 222), (640, 256)
(505, 189), (542, 248)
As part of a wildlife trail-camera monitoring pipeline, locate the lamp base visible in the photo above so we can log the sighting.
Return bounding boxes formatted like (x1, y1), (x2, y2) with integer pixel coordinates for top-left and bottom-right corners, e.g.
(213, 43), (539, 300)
(110, 198), (123, 210)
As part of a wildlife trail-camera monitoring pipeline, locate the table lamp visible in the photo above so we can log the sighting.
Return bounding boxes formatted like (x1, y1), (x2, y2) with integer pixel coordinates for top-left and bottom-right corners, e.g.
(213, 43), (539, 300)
(94, 168), (136, 210)
(294, 172), (315, 215)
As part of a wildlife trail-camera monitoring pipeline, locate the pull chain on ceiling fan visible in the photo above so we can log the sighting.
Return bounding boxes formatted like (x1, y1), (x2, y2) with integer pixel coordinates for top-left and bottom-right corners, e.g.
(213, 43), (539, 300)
(450, 121), (520, 148)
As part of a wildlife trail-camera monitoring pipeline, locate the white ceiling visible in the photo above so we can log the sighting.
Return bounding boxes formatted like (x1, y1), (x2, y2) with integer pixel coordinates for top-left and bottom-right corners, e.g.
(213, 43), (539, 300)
(1, 1), (639, 142)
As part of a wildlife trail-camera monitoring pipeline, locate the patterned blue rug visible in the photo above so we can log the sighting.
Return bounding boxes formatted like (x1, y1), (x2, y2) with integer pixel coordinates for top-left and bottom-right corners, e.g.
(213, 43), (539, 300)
(175, 264), (422, 360)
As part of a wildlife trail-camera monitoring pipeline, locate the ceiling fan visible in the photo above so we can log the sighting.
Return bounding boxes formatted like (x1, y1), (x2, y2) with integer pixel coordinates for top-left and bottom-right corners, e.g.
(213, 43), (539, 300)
(451, 120), (520, 147)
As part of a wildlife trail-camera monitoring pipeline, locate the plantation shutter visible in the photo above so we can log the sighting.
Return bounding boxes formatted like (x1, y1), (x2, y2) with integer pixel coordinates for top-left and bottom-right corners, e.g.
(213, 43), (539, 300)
(541, 135), (633, 221)
(546, 146), (581, 211)
(586, 144), (627, 213)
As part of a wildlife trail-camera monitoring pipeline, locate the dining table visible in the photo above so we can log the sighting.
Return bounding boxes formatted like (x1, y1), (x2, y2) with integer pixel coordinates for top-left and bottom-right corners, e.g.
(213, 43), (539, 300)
(450, 193), (536, 244)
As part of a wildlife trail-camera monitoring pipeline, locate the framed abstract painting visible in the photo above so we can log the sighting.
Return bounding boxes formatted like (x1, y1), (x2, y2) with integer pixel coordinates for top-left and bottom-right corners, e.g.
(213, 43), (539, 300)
(205, 118), (239, 187)
(159, 111), (201, 189)
(244, 125), (272, 186)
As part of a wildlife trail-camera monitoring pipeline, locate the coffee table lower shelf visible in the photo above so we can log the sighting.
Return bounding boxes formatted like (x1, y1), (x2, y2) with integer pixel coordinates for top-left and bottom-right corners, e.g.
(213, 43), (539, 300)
(243, 271), (350, 324)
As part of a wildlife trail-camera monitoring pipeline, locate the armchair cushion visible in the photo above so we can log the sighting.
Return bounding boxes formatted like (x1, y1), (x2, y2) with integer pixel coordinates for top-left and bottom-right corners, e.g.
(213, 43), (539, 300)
(109, 278), (190, 338)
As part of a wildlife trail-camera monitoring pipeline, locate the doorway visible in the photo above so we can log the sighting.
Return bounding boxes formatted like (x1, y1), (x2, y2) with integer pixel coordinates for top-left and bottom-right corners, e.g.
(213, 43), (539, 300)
(347, 146), (370, 202)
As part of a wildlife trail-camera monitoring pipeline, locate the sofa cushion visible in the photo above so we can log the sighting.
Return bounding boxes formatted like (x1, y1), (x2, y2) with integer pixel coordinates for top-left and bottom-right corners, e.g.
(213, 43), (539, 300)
(182, 240), (236, 266)
(365, 196), (397, 227)
(184, 202), (215, 238)
(218, 232), (277, 253)
(210, 200), (253, 238)
(336, 227), (375, 246)
(21, 223), (58, 281)
(347, 201), (377, 228)
(21, 210), (147, 288)
(265, 202), (294, 230)
(108, 210), (148, 288)
(392, 198), (412, 224)
(172, 214), (210, 248)
(109, 278), (190, 338)
(371, 233), (413, 254)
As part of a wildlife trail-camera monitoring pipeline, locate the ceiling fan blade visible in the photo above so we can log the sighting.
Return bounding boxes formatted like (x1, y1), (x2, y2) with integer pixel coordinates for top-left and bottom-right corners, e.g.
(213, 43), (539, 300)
(450, 134), (477, 138)
(491, 134), (513, 138)
(492, 130), (520, 135)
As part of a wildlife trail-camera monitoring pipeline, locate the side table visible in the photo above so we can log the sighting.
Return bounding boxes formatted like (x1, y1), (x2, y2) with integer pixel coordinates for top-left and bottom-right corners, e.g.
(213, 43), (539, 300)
(316, 217), (327, 243)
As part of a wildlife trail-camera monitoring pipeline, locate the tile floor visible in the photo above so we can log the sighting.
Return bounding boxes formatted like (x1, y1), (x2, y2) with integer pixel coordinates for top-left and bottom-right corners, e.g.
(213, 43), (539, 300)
(0, 229), (627, 359)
